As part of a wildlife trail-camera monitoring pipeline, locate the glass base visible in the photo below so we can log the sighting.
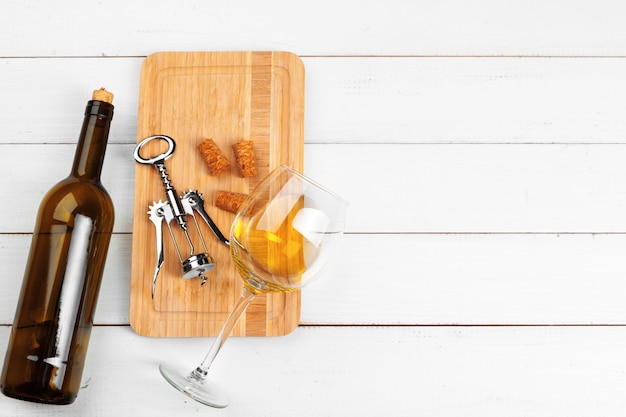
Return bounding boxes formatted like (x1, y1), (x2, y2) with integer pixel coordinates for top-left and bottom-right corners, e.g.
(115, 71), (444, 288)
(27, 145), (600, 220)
(159, 363), (229, 408)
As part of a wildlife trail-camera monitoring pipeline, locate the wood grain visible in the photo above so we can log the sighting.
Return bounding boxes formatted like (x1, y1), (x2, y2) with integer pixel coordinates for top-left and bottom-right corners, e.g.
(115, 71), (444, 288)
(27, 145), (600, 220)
(130, 52), (305, 337)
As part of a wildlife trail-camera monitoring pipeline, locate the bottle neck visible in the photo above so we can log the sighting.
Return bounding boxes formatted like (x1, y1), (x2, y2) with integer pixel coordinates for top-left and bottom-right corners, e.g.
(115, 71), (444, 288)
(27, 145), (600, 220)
(70, 100), (114, 181)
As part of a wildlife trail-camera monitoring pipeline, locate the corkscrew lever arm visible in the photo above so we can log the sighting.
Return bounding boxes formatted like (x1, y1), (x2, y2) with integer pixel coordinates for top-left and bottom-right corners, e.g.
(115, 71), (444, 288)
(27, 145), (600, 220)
(147, 202), (168, 299)
(182, 190), (230, 246)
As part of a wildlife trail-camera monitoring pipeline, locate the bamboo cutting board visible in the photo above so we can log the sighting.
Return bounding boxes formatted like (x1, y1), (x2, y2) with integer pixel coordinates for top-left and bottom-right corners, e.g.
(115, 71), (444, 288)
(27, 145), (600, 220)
(130, 51), (305, 337)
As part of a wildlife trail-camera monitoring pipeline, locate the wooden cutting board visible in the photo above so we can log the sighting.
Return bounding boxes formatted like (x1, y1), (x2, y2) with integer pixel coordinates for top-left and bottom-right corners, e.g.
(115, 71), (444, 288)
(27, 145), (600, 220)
(129, 51), (305, 337)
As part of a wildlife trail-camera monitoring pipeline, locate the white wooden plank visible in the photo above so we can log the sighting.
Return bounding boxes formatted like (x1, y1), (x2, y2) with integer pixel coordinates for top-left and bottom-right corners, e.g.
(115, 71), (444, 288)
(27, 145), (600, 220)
(306, 57), (626, 144)
(4, 143), (626, 234)
(1, 0), (626, 57)
(0, 325), (625, 416)
(3, 57), (626, 145)
(305, 143), (626, 233)
(303, 233), (626, 325)
(3, 233), (626, 326)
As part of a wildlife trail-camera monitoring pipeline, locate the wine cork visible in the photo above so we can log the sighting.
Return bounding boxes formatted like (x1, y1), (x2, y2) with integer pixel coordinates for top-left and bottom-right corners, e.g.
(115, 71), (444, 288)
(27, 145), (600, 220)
(232, 140), (257, 177)
(215, 191), (248, 213)
(92, 87), (114, 104)
(198, 138), (231, 176)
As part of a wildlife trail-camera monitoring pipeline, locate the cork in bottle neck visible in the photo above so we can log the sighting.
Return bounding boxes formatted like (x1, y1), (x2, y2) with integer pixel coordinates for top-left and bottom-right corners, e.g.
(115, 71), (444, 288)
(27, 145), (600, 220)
(71, 89), (114, 181)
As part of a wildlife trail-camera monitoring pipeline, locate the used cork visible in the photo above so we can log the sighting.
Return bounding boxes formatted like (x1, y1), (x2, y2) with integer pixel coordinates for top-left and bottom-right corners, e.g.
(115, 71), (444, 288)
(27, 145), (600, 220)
(92, 87), (114, 104)
(198, 138), (231, 176)
(232, 140), (257, 177)
(215, 191), (248, 214)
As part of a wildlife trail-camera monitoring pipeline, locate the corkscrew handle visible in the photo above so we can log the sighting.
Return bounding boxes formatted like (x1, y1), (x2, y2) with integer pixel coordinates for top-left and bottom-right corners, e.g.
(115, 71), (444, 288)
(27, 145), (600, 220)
(133, 134), (176, 165)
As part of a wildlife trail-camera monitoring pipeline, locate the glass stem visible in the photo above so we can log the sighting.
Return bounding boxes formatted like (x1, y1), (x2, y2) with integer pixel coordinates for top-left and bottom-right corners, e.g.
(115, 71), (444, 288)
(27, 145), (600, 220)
(190, 286), (257, 381)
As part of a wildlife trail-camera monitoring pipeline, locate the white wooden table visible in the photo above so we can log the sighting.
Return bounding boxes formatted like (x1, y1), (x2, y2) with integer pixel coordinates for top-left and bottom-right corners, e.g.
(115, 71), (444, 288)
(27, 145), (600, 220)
(2, 1), (626, 415)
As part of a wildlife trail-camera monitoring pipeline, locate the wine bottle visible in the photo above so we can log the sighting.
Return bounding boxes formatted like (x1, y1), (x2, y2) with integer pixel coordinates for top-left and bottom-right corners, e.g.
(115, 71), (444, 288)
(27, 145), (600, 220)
(1, 88), (115, 404)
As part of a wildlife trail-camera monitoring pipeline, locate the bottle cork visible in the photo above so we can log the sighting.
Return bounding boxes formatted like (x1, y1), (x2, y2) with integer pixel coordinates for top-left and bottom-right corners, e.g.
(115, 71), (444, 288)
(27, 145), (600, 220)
(92, 87), (114, 104)
(232, 140), (257, 177)
(215, 191), (248, 213)
(198, 138), (231, 176)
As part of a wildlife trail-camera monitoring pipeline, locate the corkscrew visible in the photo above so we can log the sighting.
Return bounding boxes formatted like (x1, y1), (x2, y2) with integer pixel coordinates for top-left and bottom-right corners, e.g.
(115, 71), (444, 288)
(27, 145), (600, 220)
(134, 135), (229, 298)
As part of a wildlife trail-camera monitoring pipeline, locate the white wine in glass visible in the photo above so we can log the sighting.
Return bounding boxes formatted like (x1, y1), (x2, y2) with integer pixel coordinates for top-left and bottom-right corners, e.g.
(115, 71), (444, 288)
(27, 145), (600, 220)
(159, 165), (347, 407)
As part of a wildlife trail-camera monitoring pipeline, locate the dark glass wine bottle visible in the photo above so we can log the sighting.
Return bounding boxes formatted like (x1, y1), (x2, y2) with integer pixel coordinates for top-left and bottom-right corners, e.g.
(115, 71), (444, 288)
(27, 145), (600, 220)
(1, 88), (115, 405)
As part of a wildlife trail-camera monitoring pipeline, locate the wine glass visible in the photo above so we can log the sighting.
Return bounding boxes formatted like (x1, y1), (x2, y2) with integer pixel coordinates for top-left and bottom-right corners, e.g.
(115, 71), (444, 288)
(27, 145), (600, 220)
(159, 165), (348, 408)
